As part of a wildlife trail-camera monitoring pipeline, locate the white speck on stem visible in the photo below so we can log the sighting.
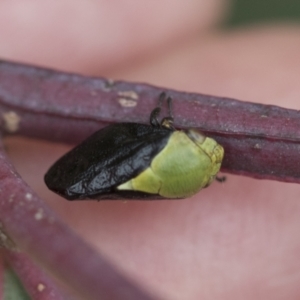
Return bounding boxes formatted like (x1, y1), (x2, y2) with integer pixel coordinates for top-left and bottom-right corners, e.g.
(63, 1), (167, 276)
(117, 91), (139, 107)
(2, 111), (21, 132)
(37, 283), (46, 292)
(34, 208), (44, 220)
(25, 193), (33, 201)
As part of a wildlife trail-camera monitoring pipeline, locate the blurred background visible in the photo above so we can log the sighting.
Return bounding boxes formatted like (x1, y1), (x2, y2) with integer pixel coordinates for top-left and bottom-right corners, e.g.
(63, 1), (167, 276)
(2, 2), (300, 300)
(1, 0), (299, 81)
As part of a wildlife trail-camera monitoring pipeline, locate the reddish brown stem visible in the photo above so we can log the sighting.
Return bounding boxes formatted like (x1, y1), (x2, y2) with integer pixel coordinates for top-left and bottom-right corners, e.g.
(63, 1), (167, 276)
(0, 255), (3, 299)
(0, 144), (156, 300)
(3, 250), (68, 300)
(1, 60), (300, 183)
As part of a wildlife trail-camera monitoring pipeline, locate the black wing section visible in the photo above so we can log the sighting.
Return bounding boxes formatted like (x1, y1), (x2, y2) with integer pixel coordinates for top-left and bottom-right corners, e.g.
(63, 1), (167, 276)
(44, 123), (172, 200)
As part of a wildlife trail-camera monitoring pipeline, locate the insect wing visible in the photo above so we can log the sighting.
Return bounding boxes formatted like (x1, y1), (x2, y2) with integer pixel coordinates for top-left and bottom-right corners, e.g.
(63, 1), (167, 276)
(44, 123), (172, 200)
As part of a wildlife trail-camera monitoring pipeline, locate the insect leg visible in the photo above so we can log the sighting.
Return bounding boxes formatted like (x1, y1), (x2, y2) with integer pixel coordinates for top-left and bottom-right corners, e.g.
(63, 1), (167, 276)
(161, 96), (174, 129)
(150, 92), (166, 127)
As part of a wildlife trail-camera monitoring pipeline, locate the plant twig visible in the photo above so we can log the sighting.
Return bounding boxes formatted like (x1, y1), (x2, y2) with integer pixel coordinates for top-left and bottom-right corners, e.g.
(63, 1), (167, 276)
(0, 141), (156, 300)
(0, 60), (300, 183)
(3, 250), (68, 300)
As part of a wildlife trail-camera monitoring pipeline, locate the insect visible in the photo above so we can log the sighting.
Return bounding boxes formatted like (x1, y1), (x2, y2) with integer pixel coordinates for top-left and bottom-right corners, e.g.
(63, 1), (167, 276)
(44, 92), (224, 200)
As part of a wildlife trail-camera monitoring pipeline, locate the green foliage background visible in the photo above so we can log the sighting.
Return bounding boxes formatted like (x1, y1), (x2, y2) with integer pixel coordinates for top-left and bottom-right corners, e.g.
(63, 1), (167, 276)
(4, 269), (30, 300)
(225, 0), (300, 27)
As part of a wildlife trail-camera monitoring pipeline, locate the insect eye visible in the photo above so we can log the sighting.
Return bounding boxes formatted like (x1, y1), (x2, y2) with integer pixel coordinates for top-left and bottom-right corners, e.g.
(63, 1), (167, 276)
(185, 129), (206, 145)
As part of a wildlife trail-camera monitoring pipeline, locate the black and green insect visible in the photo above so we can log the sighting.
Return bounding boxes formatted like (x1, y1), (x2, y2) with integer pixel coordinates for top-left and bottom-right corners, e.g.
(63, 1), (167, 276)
(44, 92), (224, 200)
